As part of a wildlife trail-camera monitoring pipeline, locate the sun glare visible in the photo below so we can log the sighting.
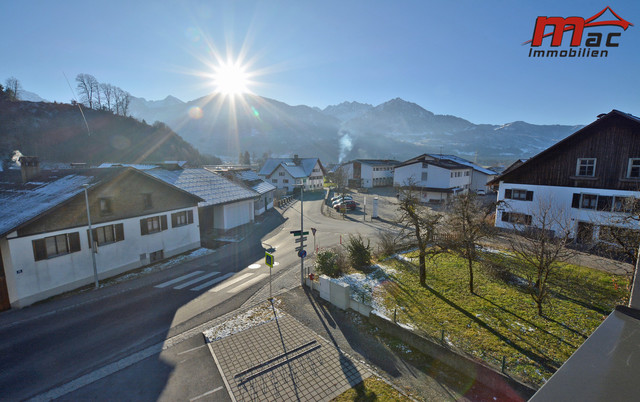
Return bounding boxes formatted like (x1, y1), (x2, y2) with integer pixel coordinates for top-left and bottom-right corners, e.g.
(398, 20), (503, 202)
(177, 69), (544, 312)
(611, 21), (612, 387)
(212, 61), (250, 95)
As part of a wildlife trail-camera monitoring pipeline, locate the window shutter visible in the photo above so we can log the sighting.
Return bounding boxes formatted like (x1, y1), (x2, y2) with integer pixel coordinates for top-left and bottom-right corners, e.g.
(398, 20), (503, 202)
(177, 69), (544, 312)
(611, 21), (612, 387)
(68, 232), (81, 252)
(188, 210), (194, 224)
(171, 213), (177, 227)
(33, 239), (47, 261)
(140, 219), (148, 235)
(501, 212), (509, 222)
(161, 215), (168, 231)
(115, 223), (125, 241)
(87, 229), (91, 249)
(526, 191), (533, 201)
(571, 193), (581, 209)
(86, 229), (97, 249)
(505, 189), (512, 199)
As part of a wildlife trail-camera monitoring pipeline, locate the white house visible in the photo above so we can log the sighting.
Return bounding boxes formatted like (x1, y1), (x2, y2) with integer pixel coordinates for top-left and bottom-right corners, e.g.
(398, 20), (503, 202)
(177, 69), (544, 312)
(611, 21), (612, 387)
(493, 110), (640, 244)
(0, 162), (202, 309)
(422, 154), (497, 193)
(258, 155), (325, 194)
(207, 167), (276, 216)
(394, 154), (472, 203)
(341, 159), (400, 188)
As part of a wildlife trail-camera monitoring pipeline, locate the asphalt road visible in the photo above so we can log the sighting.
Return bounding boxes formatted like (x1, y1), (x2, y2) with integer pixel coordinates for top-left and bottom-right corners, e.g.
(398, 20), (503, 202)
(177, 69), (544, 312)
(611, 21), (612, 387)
(0, 189), (401, 401)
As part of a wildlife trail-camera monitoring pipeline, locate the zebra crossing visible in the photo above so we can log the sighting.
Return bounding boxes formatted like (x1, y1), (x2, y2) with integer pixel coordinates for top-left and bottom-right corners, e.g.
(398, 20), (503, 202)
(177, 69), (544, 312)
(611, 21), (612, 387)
(155, 270), (268, 293)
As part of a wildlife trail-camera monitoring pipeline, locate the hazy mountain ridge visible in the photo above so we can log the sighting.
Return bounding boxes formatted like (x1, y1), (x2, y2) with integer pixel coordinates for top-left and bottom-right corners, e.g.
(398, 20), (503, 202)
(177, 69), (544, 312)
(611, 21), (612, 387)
(127, 94), (582, 164)
(0, 97), (220, 166)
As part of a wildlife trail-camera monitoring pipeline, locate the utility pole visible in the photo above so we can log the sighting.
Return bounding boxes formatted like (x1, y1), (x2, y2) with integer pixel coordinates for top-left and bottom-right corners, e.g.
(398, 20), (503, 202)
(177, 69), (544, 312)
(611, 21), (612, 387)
(83, 184), (99, 289)
(300, 184), (304, 286)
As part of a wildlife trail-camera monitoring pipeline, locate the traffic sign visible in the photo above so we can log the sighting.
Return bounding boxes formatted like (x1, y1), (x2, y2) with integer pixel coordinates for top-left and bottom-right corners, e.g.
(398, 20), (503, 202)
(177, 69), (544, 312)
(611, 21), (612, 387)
(290, 230), (309, 236)
(311, 227), (316, 236)
(298, 250), (307, 258)
(294, 237), (308, 243)
(265, 252), (274, 268)
(295, 246), (304, 252)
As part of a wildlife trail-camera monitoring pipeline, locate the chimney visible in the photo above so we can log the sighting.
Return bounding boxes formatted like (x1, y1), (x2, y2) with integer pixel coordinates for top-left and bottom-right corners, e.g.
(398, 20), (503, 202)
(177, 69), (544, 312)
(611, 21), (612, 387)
(293, 154), (301, 165)
(19, 156), (40, 183)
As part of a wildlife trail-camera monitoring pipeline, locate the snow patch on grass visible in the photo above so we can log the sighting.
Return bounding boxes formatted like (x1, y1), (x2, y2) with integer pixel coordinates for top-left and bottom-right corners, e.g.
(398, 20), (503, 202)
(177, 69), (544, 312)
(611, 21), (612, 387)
(203, 299), (284, 343)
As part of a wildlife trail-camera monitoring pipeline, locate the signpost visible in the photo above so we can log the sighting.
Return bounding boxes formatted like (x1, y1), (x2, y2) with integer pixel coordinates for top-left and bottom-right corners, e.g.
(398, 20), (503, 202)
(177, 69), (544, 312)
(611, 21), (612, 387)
(265, 252), (274, 299)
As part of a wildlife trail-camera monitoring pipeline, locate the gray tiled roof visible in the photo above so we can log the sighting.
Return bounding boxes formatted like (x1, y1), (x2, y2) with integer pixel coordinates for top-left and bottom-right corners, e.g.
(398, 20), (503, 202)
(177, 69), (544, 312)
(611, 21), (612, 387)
(258, 158), (321, 178)
(144, 168), (257, 207)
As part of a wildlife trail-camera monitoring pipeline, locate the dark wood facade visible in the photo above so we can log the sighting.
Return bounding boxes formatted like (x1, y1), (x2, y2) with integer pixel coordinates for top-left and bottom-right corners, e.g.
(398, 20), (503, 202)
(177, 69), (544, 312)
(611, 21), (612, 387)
(497, 111), (640, 191)
(17, 168), (201, 237)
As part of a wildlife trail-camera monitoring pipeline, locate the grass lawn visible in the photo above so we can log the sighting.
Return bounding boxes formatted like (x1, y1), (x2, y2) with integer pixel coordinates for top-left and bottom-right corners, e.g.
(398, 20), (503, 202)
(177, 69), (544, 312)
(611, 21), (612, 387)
(331, 376), (412, 402)
(374, 250), (628, 386)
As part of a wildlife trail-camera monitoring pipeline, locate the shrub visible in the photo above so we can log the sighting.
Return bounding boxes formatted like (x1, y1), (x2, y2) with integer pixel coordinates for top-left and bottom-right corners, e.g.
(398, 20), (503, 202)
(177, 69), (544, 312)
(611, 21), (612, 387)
(376, 231), (399, 257)
(346, 234), (372, 270)
(316, 249), (341, 278)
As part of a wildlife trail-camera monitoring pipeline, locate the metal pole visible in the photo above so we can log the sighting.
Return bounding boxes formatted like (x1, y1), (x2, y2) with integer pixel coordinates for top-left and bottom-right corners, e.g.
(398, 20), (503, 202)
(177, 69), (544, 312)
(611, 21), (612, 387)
(83, 184), (99, 289)
(300, 184), (304, 286)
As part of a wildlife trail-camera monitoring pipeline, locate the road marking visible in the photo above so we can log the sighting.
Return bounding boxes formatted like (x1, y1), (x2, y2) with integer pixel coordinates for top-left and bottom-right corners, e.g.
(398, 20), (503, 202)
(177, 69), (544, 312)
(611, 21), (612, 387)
(189, 386), (224, 401)
(226, 273), (268, 294)
(173, 272), (219, 290)
(208, 273), (252, 293)
(155, 271), (204, 288)
(248, 263), (261, 269)
(177, 344), (206, 355)
(190, 272), (234, 291)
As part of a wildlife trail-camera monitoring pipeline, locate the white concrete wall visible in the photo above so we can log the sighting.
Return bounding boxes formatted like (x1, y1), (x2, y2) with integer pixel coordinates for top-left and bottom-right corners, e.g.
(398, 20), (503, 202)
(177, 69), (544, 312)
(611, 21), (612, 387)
(214, 200), (254, 230)
(2, 207), (200, 308)
(495, 182), (640, 237)
(394, 163), (423, 187)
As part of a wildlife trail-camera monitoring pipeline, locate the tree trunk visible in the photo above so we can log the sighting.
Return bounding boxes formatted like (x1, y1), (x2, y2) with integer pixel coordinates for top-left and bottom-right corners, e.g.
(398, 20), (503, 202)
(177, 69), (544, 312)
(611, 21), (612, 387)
(419, 252), (426, 287)
(468, 258), (474, 294)
(537, 300), (543, 316)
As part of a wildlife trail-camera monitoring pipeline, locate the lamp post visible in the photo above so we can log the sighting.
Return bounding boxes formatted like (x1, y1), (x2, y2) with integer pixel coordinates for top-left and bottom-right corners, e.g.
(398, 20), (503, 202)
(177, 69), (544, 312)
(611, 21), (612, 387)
(299, 181), (305, 286)
(83, 184), (99, 289)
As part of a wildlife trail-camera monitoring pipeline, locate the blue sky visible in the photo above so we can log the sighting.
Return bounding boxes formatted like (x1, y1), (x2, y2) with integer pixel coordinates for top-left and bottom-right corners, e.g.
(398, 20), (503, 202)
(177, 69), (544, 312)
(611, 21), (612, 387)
(1, 0), (638, 125)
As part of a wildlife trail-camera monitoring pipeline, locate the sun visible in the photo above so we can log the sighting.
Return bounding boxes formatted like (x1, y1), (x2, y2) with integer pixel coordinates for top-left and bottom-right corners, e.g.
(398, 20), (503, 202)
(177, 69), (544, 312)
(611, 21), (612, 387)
(212, 61), (250, 95)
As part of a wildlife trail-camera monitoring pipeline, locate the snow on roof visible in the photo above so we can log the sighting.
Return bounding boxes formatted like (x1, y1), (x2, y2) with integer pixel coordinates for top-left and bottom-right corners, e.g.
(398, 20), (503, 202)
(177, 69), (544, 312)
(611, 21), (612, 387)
(426, 154), (497, 175)
(98, 163), (160, 170)
(144, 168), (257, 206)
(234, 170), (276, 195)
(350, 159), (401, 166)
(0, 172), (96, 237)
(258, 158), (321, 178)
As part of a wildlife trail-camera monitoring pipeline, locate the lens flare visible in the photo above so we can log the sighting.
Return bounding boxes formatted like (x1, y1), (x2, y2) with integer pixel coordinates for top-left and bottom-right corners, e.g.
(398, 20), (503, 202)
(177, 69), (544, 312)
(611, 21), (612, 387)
(188, 106), (203, 119)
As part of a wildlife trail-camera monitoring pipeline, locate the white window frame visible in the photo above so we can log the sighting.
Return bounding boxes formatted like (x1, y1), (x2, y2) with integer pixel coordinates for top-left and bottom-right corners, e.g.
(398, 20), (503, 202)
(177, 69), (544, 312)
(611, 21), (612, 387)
(576, 158), (596, 177)
(627, 158), (640, 178)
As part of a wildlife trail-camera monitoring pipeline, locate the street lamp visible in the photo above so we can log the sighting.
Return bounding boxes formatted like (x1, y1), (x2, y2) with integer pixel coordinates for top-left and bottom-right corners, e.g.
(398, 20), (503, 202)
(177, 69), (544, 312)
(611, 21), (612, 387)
(83, 184), (99, 289)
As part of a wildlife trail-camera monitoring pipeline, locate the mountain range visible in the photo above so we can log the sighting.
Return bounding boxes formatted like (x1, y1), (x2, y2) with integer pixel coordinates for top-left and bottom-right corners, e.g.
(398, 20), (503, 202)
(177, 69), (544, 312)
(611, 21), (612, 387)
(128, 94), (582, 165)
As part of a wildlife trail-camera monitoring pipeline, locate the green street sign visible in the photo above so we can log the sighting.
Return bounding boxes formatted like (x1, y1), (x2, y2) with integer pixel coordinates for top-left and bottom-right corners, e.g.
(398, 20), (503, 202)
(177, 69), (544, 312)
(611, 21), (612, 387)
(290, 230), (309, 236)
(265, 252), (274, 268)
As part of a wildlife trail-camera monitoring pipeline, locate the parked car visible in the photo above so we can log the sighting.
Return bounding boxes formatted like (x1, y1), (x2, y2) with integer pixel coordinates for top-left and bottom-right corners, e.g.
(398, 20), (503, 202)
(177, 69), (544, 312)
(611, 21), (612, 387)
(331, 194), (353, 202)
(476, 189), (486, 195)
(334, 200), (357, 211)
(332, 196), (353, 207)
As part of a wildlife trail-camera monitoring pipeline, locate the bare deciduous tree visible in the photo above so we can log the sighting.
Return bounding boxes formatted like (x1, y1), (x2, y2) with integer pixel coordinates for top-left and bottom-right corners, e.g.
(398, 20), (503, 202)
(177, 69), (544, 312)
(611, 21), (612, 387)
(397, 182), (443, 286)
(443, 192), (495, 294)
(4, 77), (21, 100)
(76, 73), (99, 108)
(508, 199), (575, 316)
(100, 83), (114, 112)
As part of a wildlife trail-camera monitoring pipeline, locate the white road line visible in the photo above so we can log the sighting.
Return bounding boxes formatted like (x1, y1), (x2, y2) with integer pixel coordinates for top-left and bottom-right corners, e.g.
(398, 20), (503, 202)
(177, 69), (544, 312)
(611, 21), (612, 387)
(173, 272), (220, 290)
(189, 386), (224, 401)
(177, 344), (206, 356)
(155, 271), (204, 288)
(208, 273), (253, 293)
(226, 273), (268, 294)
(190, 272), (234, 291)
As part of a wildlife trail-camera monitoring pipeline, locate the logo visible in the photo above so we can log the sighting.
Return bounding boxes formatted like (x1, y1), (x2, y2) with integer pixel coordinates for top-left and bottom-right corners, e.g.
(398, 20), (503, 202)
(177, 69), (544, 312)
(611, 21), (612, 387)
(525, 7), (633, 58)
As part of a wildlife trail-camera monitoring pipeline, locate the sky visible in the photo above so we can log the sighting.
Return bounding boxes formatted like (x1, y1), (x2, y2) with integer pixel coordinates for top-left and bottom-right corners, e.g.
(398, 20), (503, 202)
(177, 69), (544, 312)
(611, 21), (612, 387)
(1, 0), (639, 126)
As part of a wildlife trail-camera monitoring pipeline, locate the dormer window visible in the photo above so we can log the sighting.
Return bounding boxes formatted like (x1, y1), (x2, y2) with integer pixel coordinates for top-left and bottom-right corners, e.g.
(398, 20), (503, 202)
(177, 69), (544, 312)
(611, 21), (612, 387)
(627, 158), (640, 178)
(99, 198), (112, 215)
(576, 158), (596, 177)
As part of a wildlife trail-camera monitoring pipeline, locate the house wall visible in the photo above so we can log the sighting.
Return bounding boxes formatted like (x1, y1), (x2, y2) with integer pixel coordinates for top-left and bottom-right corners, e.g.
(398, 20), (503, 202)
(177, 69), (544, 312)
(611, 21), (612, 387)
(495, 182), (640, 239)
(2, 207), (200, 308)
(265, 166), (295, 193)
(305, 161), (325, 190)
(471, 172), (494, 193)
(394, 163), (423, 187)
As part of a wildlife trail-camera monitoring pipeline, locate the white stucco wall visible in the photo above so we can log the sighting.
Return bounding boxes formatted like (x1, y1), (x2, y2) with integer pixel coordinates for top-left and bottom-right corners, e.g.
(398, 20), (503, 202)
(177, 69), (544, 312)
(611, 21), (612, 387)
(214, 200), (254, 230)
(2, 207), (200, 308)
(495, 182), (640, 237)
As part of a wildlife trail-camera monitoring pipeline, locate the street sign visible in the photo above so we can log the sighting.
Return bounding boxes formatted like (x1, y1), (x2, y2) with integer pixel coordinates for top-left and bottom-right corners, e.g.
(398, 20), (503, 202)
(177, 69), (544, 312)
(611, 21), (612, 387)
(294, 237), (308, 243)
(265, 252), (274, 268)
(295, 246), (304, 252)
(290, 230), (309, 236)
(298, 250), (307, 258)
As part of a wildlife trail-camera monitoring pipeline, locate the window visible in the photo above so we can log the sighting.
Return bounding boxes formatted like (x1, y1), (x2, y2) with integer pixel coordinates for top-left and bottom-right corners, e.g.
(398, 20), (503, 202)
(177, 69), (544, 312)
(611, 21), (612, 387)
(576, 158), (596, 177)
(272, 179), (277, 183)
(501, 212), (532, 225)
(628, 158), (640, 178)
(149, 250), (164, 263)
(33, 232), (81, 261)
(283, 179), (289, 183)
(504, 189), (533, 201)
(88, 223), (124, 247)
(421, 172), (428, 181)
(99, 198), (112, 215)
(140, 215), (167, 235)
(581, 194), (597, 209)
(613, 196), (640, 213)
(142, 193), (153, 210)
(279, 171), (285, 176)
(171, 210), (194, 227)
